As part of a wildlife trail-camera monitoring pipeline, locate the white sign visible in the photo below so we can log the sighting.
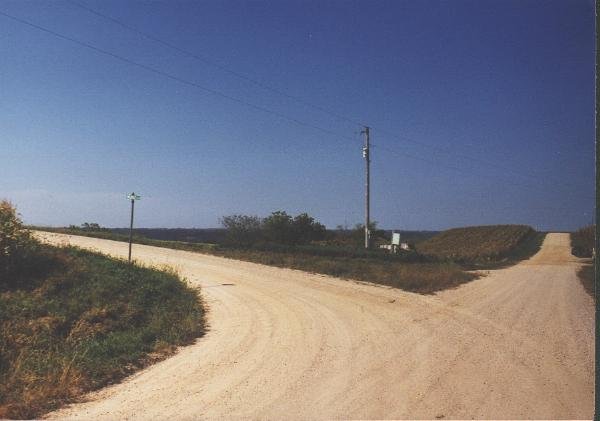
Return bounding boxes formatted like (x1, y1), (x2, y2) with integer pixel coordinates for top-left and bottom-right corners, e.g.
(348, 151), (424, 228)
(392, 232), (400, 245)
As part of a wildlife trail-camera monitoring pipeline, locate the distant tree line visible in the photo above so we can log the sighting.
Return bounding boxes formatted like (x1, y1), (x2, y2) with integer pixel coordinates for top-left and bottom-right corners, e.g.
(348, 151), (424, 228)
(220, 211), (327, 246)
(331, 221), (386, 247)
(68, 222), (108, 232)
(221, 211), (391, 248)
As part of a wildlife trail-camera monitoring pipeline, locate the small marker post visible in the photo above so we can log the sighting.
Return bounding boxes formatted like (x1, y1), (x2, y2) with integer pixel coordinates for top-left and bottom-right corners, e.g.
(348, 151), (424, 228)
(126, 192), (141, 262)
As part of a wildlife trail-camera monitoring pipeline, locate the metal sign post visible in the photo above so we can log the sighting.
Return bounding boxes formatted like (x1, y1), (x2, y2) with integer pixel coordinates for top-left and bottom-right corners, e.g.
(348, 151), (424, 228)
(127, 192), (141, 262)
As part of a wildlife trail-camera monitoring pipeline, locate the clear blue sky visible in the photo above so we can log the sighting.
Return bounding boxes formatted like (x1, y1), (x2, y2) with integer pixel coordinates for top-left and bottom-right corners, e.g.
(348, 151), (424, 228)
(0, 0), (595, 231)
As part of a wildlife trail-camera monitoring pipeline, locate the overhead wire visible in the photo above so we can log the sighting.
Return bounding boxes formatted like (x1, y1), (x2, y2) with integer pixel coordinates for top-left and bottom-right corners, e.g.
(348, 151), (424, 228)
(370, 143), (547, 193)
(66, 0), (580, 190)
(0, 8), (592, 200)
(67, 0), (366, 127)
(0, 10), (361, 147)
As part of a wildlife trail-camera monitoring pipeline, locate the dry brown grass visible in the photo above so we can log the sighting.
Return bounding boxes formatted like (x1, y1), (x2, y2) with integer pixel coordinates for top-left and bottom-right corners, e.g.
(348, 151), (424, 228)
(571, 225), (595, 258)
(213, 248), (477, 294)
(416, 225), (540, 265)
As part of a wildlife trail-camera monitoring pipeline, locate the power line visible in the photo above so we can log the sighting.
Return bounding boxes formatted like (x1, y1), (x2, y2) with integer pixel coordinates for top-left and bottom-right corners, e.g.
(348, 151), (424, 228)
(1, 9), (591, 200)
(67, 1), (584, 192)
(0, 10), (360, 146)
(371, 143), (559, 194)
(376, 128), (538, 182)
(67, 0), (365, 127)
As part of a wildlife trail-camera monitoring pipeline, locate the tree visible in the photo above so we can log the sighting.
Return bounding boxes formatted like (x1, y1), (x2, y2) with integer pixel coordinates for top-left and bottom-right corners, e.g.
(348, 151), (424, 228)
(292, 213), (326, 244)
(221, 211), (327, 246)
(220, 214), (263, 246)
(81, 222), (102, 231)
(263, 211), (293, 244)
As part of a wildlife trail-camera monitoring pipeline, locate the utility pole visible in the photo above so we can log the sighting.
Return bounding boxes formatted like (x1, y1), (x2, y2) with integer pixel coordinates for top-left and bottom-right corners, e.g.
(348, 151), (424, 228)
(127, 192), (141, 262)
(361, 126), (370, 249)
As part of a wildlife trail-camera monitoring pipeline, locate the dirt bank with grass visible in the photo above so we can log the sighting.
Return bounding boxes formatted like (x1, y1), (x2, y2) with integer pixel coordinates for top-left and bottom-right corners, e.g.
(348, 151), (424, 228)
(0, 245), (205, 419)
(38, 232), (593, 420)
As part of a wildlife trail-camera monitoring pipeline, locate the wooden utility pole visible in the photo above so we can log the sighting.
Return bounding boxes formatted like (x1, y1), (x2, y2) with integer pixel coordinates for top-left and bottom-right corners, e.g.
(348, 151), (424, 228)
(362, 126), (370, 249)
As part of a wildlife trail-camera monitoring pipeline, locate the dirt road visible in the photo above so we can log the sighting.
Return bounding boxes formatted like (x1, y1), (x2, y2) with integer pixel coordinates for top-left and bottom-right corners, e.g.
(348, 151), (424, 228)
(38, 232), (594, 420)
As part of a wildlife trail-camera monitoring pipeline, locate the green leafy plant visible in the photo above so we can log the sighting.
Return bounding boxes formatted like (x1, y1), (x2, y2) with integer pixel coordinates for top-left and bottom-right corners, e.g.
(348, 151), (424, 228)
(0, 200), (37, 281)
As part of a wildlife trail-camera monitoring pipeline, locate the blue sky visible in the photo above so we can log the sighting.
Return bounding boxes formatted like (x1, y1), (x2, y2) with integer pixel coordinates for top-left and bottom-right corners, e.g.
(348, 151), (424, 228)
(0, 0), (595, 231)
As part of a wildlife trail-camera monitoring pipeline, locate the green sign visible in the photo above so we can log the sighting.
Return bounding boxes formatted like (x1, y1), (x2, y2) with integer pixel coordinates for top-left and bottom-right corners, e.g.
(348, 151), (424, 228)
(127, 193), (141, 200)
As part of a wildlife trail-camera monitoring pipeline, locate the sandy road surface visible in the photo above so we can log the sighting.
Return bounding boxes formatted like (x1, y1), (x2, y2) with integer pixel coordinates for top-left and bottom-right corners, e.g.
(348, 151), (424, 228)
(37, 232), (594, 420)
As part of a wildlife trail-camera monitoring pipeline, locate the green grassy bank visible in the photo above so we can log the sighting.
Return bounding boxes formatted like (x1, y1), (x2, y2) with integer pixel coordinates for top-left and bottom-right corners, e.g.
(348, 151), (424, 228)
(0, 244), (205, 419)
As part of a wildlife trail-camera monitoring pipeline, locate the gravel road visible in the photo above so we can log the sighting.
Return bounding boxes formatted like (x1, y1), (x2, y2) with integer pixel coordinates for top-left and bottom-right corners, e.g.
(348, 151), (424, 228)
(37, 232), (594, 420)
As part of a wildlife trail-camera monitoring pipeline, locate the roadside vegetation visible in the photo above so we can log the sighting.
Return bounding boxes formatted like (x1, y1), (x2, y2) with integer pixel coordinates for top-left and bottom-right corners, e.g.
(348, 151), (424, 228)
(571, 225), (595, 258)
(570, 225), (595, 299)
(416, 225), (545, 268)
(213, 246), (475, 293)
(0, 201), (205, 419)
(33, 214), (542, 296)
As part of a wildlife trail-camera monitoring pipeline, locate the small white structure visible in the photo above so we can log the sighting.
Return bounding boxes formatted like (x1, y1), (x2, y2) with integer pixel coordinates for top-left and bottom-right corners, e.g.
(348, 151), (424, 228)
(380, 232), (409, 253)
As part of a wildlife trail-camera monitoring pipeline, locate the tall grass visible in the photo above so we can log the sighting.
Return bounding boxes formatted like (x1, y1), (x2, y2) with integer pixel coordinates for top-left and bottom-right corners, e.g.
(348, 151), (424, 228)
(571, 225), (595, 258)
(212, 247), (476, 294)
(571, 225), (595, 299)
(0, 245), (205, 419)
(577, 264), (594, 298)
(416, 225), (542, 265)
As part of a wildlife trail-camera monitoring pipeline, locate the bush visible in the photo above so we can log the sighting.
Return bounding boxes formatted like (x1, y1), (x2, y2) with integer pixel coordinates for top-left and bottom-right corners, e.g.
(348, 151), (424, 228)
(571, 225), (595, 258)
(263, 211), (293, 244)
(220, 214), (263, 246)
(0, 200), (37, 280)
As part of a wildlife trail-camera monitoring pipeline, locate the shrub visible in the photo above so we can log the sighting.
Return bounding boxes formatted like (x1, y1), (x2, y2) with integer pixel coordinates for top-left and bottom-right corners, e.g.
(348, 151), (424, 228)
(291, 213), (326, 244)
(0, 200), (37, 280)
(220, 214), (263, 246)
(263, 211), (293, 244)
(571, 225), (595, 258)
(350, 221), (386, 246)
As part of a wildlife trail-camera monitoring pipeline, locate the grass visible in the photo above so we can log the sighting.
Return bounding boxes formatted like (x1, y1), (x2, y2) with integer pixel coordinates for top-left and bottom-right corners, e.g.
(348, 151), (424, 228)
(33, 225), (553, 295)
(571, 226), (595, 299)
(571, 225), (595, 258)
(416, 225), (544, 267)
(34, 227), (476, 294)
(33, 225), (546, 295)
(0, 244), (205, 419)
(211, 246), (477, 294)
(577, 263), (594, 299)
